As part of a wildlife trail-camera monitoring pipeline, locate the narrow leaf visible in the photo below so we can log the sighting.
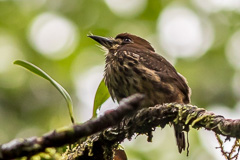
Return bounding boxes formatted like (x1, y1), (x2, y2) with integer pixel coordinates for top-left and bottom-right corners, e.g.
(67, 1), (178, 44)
(92, 78), (110, 118)
(14, 60), (75, 124)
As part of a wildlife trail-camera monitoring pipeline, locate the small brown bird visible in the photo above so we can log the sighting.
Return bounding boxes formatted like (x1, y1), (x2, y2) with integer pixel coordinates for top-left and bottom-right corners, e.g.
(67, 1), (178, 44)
(89, 33), (191, 153)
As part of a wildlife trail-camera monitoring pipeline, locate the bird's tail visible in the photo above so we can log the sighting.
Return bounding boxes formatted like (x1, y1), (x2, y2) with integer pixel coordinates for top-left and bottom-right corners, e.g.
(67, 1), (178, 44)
(173, 123), (186, 153)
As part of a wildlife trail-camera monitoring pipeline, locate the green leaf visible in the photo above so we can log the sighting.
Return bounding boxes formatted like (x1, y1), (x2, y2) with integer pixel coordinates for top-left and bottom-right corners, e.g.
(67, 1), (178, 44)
(14, 60), (75, 124)
(92, 78), (110, 118)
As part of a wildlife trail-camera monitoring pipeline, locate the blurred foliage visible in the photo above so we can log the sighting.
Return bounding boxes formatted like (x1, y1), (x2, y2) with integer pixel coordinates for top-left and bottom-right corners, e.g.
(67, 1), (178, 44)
(0, 0), (240, 159)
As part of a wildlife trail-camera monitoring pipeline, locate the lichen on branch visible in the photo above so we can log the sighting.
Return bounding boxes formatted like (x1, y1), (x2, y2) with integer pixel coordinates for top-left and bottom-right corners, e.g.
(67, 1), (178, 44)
(1, 94), (240, 160)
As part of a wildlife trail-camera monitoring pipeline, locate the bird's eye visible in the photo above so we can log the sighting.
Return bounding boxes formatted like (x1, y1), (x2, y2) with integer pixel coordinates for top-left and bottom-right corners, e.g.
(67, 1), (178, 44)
(123, 38), (132, 43)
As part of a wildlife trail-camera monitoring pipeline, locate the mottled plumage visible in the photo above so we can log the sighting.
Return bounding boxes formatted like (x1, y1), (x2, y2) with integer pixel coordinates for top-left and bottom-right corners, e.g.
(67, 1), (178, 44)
(89, 33), (191, 153)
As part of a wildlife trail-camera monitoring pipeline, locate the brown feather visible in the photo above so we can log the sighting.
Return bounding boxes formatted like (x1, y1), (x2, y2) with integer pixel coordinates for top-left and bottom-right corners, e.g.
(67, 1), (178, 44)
(90, 33), (191, 153)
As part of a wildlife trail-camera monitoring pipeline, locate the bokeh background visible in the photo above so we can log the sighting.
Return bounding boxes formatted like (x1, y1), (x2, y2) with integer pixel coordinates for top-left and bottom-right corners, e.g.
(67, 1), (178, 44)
(1, 0), (240, 159)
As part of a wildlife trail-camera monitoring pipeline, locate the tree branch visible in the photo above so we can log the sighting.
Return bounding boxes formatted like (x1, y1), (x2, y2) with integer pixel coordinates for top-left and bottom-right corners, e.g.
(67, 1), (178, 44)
(1, 94), (240, 159)
(0, 94), (145, 160)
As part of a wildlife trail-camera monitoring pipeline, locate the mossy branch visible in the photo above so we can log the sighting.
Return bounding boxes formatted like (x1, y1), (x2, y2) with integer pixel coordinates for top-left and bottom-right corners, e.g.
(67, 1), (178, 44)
(1, 94), (240, 159)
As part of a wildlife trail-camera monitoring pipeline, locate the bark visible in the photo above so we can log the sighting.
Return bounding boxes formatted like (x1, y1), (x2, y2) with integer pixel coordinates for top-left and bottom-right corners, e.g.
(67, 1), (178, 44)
(0, 94), (239, 159)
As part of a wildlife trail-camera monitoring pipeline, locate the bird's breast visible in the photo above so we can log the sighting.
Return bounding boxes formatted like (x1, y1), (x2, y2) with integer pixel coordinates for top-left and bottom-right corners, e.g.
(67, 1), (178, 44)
(104, 56), (140, 102)
(104, 52), (165, 105)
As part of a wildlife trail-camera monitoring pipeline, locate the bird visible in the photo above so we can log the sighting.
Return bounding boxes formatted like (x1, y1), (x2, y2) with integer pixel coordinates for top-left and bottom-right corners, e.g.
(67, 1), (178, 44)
(88, 33), (191, 153)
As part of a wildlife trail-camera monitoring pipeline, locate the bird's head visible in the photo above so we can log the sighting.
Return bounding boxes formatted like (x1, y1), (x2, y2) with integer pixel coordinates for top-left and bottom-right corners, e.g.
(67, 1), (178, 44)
(88, 33), (155, 52)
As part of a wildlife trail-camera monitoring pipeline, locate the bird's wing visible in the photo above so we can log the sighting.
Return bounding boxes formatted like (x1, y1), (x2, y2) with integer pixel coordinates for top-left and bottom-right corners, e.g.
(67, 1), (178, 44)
(124, 49), (191, 103)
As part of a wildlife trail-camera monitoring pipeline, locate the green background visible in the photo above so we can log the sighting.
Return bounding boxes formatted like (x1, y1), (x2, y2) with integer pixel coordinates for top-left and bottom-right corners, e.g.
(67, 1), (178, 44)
(0, 0), (240, 159)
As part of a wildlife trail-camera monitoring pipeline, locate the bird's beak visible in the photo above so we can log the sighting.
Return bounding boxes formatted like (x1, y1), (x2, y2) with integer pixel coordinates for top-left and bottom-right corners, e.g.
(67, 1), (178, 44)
(88, 35), (118, 49)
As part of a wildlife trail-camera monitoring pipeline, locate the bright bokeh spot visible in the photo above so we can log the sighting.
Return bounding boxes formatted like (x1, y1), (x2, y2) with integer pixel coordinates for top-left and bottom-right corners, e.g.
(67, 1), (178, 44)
(0, 32), (26, 88)
(226, 30), (240, 69)
(0, 34), (22, 73)
(157, 5), (213, 58)
(104, 0), (147, 18)
(193, 0), (240, 13)
(29, 12), (78, 59)
(74, 66), (104, 121)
